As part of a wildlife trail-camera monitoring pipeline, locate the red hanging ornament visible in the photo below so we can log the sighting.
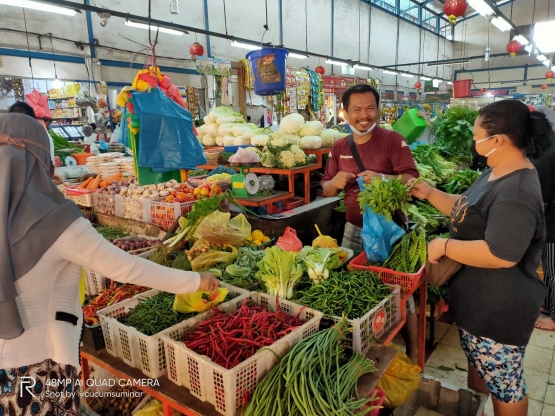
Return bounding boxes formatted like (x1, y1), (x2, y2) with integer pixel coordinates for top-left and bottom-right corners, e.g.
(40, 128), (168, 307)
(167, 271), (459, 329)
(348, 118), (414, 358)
(315, 65), (325, 75)
(546, 70), (554, 81)
(414, 81), (422, 89)
(541, 84), (548, 90)
(443, 0), (467, 25)
(481, 87), (487, 93)
(505, 40), (521, 58)
(189, 42), (205, 60)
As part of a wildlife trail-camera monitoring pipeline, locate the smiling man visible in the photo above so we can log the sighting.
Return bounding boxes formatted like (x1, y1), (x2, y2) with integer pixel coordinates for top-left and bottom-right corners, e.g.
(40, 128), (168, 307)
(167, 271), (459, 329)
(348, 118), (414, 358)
(321, 84), (420, 363)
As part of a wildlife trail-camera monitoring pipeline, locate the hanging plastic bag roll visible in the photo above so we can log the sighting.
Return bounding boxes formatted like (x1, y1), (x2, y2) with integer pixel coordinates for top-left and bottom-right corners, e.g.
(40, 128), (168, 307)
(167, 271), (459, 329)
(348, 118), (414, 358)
(358, 177), (405, 263)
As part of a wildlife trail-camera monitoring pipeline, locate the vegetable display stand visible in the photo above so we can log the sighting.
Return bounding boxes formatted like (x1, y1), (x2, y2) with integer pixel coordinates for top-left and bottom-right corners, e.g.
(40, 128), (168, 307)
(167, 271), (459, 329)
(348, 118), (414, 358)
(197, 163), (320, 205)
(349, 253), (428, 371)
(98, 283), (249, 379)
(326, 286), (402, 355)
(160, 292), (322, 416)
(234, 190), (294, 214)
(304, 147), (331, 166)
(80, 343), (396, 416)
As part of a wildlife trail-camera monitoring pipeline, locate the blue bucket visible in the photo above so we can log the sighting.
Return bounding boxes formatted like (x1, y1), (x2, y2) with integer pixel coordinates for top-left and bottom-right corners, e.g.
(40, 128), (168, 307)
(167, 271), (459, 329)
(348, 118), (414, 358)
(246, 48), (289, 96)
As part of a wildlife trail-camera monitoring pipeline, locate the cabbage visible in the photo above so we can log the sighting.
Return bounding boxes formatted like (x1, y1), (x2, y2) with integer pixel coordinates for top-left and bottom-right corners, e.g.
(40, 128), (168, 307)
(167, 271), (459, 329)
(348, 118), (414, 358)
(251, 134), (269, 147)
(261, 151), (277, 167)
(232, 124), (253, 137)
(320, 129), (348, 147)
(247, 123), (259, 129)
(277, 151), (296, 169)
(197, 124), (207, 136)
(205, 123), (219, 138)
(278, 113), (305, 134)
(204, 114), (216, 124)
(281, 134), (301, 146)
(243, 128), (264, 140)
(218, 123), (238, 136)
(223, 135), (236, 146)
(233, 136), (250, 145)
(299, 121), (324, 137)
(202, 134), (217, 147)
(215, 136), (224, 147)
(299, 136), (323, 150)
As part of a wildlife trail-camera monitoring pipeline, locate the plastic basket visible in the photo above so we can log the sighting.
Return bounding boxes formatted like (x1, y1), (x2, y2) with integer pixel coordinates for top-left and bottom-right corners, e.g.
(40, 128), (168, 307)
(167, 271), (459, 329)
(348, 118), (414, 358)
(204, 151), (222, 165)
(84, 269), (106, 295)
(65, 186), (95, 207)
(118, 235), (160, 258)
(188, 177), (231, 191)
(121, 196), (160, 223)
(324, 285), (402, 355)
(150, 200), (195, 231)
(349, 252), (425, 296)
(97, 282), (250, 379)
(160, 292), (322, 416)
(93, 192), (123, 216)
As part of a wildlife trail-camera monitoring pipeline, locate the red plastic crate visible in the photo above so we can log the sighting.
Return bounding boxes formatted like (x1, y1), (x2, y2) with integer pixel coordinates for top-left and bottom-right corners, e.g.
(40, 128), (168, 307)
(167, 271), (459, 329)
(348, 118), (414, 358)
(349, 252), (425, 296)
(281, 197), (304, 210)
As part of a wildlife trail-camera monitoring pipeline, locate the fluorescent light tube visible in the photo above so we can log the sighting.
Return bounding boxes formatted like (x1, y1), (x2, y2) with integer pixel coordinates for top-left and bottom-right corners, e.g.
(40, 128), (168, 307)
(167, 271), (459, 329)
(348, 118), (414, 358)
(383, 70), (399, 75)
(231, 41), (260, 50)
(534, 21), (555, 53)
(0, 0), (77, 15)
(420, 76), (432, 80)
(491, 16), (512, 32)
(354, 64), (373, 70)
(125, 20), (184, 35)
(428, 59), (470, 66)
(468, 0), (493, 17)
(325, 59), (348, 66)
(401, 73), (414, 78)
(447, 81), (453, 84)
(288, 52), (308, 59)
(513, 35), (529, 46)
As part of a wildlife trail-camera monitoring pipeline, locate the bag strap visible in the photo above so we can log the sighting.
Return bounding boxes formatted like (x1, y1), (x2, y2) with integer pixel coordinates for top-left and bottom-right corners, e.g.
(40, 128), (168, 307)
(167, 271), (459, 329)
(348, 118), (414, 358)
(348, 134), (367, 173)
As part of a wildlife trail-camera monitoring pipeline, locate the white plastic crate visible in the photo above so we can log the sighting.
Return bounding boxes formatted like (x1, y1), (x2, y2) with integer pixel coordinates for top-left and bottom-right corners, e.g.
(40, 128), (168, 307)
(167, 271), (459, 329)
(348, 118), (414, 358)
(65, 186), (94, 207)
(328, 285), (401, 355)
(120, 196), (160, 223)
(97, 282), (250, 379)
(150, 200), (195, 231)
(160, 292), (322, 416)
(84, 269), (106, 295)
(93, 192), (123, 216)
(118, 235), (160, 259)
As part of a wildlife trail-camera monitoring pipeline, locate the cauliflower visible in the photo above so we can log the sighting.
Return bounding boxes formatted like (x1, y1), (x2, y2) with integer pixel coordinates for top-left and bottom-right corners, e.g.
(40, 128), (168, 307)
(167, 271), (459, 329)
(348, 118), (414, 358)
(290, 145), (308, 165)
(267, 136), (292, 154)
(261, 151), (277, 167)
(278, 113), (305, 134)
(246, 147), (262, 156)
(251, 134), (270, 147)
(299, 121), (324, 137)
(320, 129), (348, 148)
(277, 151), (296, 169)
(299, 135), (323, 150)
(202, 134), (217, 147)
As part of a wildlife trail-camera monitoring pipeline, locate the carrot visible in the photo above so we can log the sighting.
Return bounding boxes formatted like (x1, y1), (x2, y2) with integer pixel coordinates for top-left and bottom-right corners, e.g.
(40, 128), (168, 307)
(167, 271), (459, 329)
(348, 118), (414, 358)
(89, 174), (101, 190)
(79, 177), (93, 188)
(100, 180), (110, 188)
(107, 172), (122, 182)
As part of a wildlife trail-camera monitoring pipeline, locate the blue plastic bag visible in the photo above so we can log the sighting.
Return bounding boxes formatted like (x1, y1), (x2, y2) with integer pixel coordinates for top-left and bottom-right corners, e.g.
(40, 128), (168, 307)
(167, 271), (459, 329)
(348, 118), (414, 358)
(358, 177), (406, 263)
(132, 88), (206, 172)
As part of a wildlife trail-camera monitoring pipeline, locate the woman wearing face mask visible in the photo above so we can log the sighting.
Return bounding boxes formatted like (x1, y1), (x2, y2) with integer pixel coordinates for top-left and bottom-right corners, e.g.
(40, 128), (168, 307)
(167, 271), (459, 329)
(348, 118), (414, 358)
(0, 114), (219, 414)
(409, 100), (550, 416)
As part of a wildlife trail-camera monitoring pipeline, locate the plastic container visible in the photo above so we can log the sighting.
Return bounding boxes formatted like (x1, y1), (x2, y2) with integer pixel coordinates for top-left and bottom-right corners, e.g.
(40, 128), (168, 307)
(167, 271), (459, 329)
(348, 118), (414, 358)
(349, 252), (425, 296)
(247, 48), (289, 96)
(84, 269), (106, 296)
(160, 292), (322, 416)
(65, 186), (95, 207)
(150, 200), (195, 230)
(72, 152), (94, 165)
(204, 151), (222, 165)
(281, 197), (304, 210)
(392, 108), (427, 144)
(223, 145), (251, 153)
(325, 285), (402, 354)
(93, 192), (123, 216)
(453, 79), (472, 98)
(97, 282), (250, 379)
(121, 196), (161, 223)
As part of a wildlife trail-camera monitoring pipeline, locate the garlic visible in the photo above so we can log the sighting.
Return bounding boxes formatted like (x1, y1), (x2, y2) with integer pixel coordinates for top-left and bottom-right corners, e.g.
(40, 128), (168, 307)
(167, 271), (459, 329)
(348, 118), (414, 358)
(149, 184), (157, 191)
(157, 183), (166, 191)
(159, 190), (169, 197)
(143, 190), (151, 197)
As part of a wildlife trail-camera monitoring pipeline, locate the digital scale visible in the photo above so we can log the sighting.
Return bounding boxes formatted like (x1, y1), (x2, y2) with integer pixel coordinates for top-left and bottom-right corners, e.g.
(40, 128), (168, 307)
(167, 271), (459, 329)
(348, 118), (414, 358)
(231, 167), (260, 197)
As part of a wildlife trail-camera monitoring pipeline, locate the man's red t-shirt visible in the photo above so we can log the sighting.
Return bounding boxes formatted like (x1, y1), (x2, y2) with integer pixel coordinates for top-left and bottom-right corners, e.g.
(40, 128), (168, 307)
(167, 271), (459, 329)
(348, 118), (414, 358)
(321, 127), (419, 226)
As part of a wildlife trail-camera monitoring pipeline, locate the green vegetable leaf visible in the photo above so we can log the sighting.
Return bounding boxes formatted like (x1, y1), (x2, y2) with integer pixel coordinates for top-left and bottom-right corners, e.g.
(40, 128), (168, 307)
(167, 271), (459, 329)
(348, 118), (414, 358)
(438, 366), (455, 372)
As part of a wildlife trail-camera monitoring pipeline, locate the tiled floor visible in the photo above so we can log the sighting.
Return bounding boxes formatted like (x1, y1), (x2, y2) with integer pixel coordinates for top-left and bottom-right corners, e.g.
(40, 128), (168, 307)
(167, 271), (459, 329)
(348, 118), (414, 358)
(424, 321), (555, 416)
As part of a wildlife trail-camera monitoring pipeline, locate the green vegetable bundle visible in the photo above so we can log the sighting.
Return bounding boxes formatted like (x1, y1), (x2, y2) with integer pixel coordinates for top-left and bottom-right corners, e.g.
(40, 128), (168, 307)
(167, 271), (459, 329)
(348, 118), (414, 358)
(50, 130), (83, 153)
(407, 201), (450, 235)
(431, 106), (478, 158)
(255, 246), (304, 299)
(297, 246), (343, 284)
(357, 176), (413, 222)
(210, 247), (265, 288)
(243, 319), (379, 416)
(95, 227), (129, 240)
(297, 270), (391, 319)
(411, 144), (457, 183)
(375, 228), (427, 274)
(443, 169), (481, 194)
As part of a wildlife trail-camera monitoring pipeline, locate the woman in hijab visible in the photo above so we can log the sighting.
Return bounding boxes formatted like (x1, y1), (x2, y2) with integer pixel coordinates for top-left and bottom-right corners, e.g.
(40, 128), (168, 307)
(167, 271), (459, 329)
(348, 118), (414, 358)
(533, 105), (555, 331)
(0, 113), (219, 414)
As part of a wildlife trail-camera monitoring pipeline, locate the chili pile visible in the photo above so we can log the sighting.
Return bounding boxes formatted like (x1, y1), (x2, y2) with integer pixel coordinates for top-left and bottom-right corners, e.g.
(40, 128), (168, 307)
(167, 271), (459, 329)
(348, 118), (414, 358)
(297, 270), (391, 319)
(183, 298), (305, 369)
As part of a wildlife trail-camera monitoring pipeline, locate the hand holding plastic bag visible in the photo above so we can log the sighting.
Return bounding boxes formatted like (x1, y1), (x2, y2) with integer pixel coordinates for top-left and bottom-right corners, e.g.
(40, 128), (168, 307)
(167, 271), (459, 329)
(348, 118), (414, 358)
(376, 350), (421, 408)
(358, 177), (405, 263)
(193, 212), (251, 246)
(173, 287), (229, 313)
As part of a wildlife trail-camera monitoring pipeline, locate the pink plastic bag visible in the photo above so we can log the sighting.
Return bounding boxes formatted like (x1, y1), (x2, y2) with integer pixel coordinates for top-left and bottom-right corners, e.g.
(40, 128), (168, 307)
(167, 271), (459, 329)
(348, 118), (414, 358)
(276, 227), (303, 252)
(26, 90), (52, 119)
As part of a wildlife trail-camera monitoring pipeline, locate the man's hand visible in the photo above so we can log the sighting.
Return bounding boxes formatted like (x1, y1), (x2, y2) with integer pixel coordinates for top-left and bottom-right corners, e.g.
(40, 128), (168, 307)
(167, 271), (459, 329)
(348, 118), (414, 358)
(332, 171), (356, 190)
(357, 170), (381, 183)
(417, 110), (429, 120)
(199, 272), (219, 293)
(428, 238), (447, 264)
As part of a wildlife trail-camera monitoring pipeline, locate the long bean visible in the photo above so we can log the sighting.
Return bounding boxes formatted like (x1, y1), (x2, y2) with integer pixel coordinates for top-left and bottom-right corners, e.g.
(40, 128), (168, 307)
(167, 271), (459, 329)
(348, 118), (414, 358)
(297, 271), (391, 319)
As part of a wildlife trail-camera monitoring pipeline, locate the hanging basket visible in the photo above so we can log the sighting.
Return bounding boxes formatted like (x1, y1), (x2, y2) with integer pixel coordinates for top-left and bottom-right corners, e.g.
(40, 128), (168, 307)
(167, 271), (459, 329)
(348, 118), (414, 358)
(246, 47), (289, 96)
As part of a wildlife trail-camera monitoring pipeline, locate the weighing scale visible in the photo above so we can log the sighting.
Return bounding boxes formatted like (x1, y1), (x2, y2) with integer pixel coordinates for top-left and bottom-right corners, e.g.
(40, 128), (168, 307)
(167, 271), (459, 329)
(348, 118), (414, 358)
(231, 166), (260, 197)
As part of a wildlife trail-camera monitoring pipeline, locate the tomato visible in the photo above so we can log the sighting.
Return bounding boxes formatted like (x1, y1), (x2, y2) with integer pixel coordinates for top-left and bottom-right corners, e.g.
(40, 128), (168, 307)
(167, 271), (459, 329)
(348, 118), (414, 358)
(211, 185), (221, 193)
(176, 192), (187, 199)
(183, 194), (195, 202)
(201, 188), (210, 197)
(165, 195), (175, 202)
(193, 187), (202, 196)
(202, 185), (211, 192)
(208, 191), (214, 197)
(180, 183), (187, 189)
